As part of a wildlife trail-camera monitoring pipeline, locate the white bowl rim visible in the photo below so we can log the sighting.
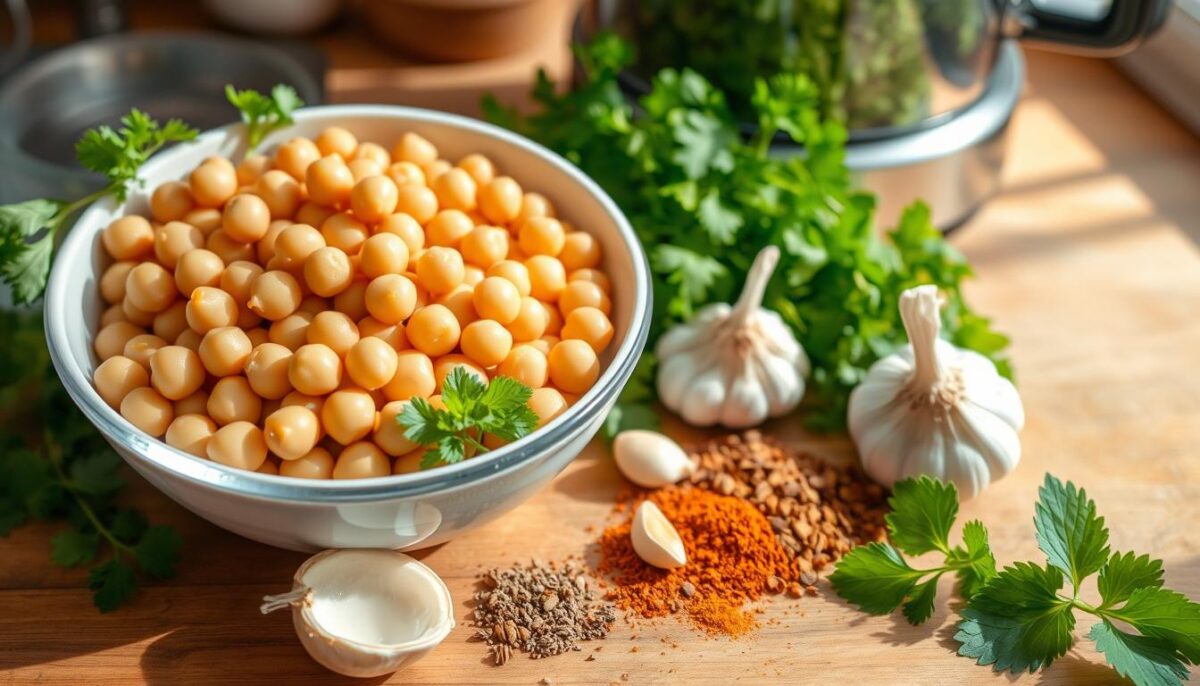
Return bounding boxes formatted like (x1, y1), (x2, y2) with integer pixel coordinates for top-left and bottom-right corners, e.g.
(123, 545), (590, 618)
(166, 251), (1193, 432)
(44, 104), (652, 504)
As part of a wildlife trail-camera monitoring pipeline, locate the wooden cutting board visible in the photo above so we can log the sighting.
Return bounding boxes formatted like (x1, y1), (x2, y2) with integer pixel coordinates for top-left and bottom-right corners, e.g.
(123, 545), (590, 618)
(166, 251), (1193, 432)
(2, 31), (1199, 686)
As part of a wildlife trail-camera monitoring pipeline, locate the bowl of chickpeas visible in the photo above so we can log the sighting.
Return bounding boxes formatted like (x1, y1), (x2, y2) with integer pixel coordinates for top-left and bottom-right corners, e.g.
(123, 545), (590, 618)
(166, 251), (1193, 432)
(43, 106), (650, 552)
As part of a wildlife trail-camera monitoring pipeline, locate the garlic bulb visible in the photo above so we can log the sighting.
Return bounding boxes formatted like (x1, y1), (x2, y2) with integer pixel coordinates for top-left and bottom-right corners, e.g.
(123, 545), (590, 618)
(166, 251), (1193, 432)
(261, 549), (454, 677)
(613, 430), (695, 488)
(656, 246), (809, 428)
(631, 500), (687, 569)
(848, 285), (1023, 499)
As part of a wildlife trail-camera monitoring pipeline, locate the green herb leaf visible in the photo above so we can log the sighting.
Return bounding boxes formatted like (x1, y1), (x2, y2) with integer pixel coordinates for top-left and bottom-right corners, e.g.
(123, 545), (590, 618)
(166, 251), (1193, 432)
(50, 530), (99, 568)
(0, 199), (65, 239)
(603, 403), (661, 441)
(109, 510), (148, 544)
(1099, 551), (1164, 607)
(1088, 620), (1189, 686)
(956, 562), (1074, 674)
(134, 525), (183, 579)
(885, 475), (958, 555)
(902, 576), (940, 625)
(951, 520), (996, 600)
(828, 542), (923, 615)
(89, 559), (138, 613)
(226, 84), (304, 150)
(1108, 587), (1200, 663)
(0, 235), (55, 306)
(75, 108), (197, 199)
(1034, 474), (1110, 593)
(68, 451), (124, 495)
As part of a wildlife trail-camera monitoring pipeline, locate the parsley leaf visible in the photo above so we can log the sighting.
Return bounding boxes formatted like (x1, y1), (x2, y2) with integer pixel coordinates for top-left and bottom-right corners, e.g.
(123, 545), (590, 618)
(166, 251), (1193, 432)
(829, 542), (923, 615)
(1034, 474), (1110, 593)
(226, 84), (304, 150)
(1089, 620), (1190, 686)
(89, 559), (137, 613)
(951, 520), (997, 599)
(884, 475), (957, 555)
(1108, 587), (1200, 663)
(75, 108), (197, 200)
(1098, 551), (1164, 607)
(134, 525), (183, 579)
(51, 530), (99, 568)
(398, 368), (538, 469)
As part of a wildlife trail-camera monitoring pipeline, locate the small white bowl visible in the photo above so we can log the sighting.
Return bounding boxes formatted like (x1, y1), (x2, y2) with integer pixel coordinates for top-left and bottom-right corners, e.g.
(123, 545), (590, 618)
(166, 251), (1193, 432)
(44, 105), (651, 552)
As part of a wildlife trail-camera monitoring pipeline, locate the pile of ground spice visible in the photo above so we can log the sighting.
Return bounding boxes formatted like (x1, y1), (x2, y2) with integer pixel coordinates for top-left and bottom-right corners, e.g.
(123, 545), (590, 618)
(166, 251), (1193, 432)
(597, 486), (797, 636)
(470, 561), (616, 665)
(687, 431), (889, 586)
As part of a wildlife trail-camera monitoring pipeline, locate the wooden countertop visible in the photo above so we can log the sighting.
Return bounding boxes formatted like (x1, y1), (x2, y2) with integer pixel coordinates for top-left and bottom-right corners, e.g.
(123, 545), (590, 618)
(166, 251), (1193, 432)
(3, 32), (1200, 686)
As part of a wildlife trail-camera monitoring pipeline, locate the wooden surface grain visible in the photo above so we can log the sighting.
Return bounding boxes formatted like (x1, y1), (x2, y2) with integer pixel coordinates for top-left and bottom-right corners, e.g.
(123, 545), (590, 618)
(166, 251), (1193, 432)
(3, 43), (1200, 686)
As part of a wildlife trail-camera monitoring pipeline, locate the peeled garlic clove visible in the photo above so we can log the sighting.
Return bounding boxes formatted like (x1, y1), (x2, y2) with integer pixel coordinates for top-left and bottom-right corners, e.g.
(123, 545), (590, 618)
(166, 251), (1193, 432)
(630, 500), (687, 569)
(261, 549), (454, 678)
(613, 430), (695, 488)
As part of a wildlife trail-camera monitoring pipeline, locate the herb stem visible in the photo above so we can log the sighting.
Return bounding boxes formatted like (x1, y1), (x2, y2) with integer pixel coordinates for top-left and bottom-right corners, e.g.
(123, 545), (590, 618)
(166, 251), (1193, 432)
(45, 432), (132, 557)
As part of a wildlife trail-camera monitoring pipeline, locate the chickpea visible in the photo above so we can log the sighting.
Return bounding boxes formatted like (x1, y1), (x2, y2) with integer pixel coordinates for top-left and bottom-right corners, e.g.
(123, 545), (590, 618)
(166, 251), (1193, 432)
(207, 229), (257, 264)
(275, 137), (322, 181)
(263, 405), (321, 461)
(517, 192), (555, 223)
(457, 153), (495, 186)
(373, 400), (418, 456)
(175, 248), (225, 295)
(558, 230), (602, 271)
(123, 333), (167, 372)
(102, 215), (155, 260)
(272, 223), (325, 273)
(174, 328), (203, 352)
(174, 389), (209, 416)
(207, 376), (262, 426)
(296, 295), (328, 316)
(125, 262), (177, 313)
(93, 355), (149, 408)
(415, 247), (464, 295)
(506, 297), (548, 343)
(547, 339), (600, 394)
(306, 154), (354, 207)
(431, 167), (477, 212)
(149, 221), (201, 270)
(460, 319), (513, 368)
(386, 161), (425, 188)
(121, 386), (174, 437)
(559, 279), (612, 317)
(320, 212), (369, 255)
(527, 335), (555, 356)
(425, 209), (474, 248)
(187, 286), (238, 333)
(480, 177), (524, 225)
(247, 270), (302, 321)
(350, 175), (399, 223)
(221, 194), (271, 243)
(471, 275), (522, 325)
(149, 345), (205, 400)
(279, 447), (334, 479)
(544, 304), (563, 336)
(333, 441), (389, 479)
(303, 246), (353, 297)
(525, 255), (566, 302)
(165, 414), (216, 457)
(358, 316), (407, 349)
(295, 200), (335, 229)
(245, 326), (270, 348)
(460, 225), (509, 268)
(184, 207), (223, 235)
(257, 219), (291, 264)
(100, 261), (136, 304)
(316, 126), (358, 159)
(348, 158), (384, 183)
(95, 321), (144, 361)
(207, 421), (268, 471)
(198, 326), (252, 376)
(486, 260), (532, 297)
(189, 157), (238, 208)
(353, 141), (391, 168)
(405, 304), (461, 357)
(393, 132), (438, 166)
(359, 233), (410, 279)
(253, 170), (302, 220)
(394, 184), (438, 224)
(518, 217), (566, 257)
(423, 159), (451, 183)
(148, 181), (195, 223)
(376, 213), (425, 256)
(321, 388), (377, 445)
(269, 311), (313, 351)
(236, 306), (263, 332)
(307, 310), (360, 356)
(332, 279), (368, 319)
(236, 153), (272, 185)
(497, 344), (548, 389)
(381, 350), (436, 401)
(215, 262), (261, 308)
(345, 336), (399, 390)
(257, 458), (281, 475)
(245, 343), (293, 399)
(289, 343), (342, 395)
(339, 276), (408, 330)
(561, 305), (615, 352)
(529, 387), (568, 427)
(100, 304), (128, 327)
(122, 298), (157, 327)
(437, 286), (477, 328)
(281, 390), (325, 416)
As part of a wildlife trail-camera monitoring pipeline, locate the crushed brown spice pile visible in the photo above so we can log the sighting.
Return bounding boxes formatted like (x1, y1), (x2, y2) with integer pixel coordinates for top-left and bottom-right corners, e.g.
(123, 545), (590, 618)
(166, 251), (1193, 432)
(597, 487), (796, 636)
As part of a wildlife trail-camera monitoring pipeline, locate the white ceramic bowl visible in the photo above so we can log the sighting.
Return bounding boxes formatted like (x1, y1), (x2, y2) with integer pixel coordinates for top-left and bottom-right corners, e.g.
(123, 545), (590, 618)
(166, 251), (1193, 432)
(44, 106), (651, 552)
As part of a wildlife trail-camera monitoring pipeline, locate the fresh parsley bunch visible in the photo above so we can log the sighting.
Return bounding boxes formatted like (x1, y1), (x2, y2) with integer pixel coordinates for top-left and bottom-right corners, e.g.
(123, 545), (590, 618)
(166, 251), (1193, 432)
(0, 310), (182, 612)
(398, 367), (539, 469)
(484, 34), (1010, 434)
(225, 84), (304, 150)
(831, 474), (1200, 686)
(0, 110), (197, 304)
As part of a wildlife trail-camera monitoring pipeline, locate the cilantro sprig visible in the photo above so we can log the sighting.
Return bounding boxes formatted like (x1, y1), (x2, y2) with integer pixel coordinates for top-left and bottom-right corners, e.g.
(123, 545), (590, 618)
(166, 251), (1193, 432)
(0, 110), (197, 304)
(830, 473), (1200, 686)
(397, 368), (539, 469)
(225, 84), (303, 150)
(0, 310), (182, 612)
(484, 34), (1011, 434)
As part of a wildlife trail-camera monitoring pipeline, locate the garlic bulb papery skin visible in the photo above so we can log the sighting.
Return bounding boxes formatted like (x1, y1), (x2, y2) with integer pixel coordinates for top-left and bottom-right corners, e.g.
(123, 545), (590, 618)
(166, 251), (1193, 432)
(613, 430), (695, 488)
(261, 549), (455, 678)
(656, 246), (810, 428)
(631, 500), (687, 569)
(847, 285), (1024, 500)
